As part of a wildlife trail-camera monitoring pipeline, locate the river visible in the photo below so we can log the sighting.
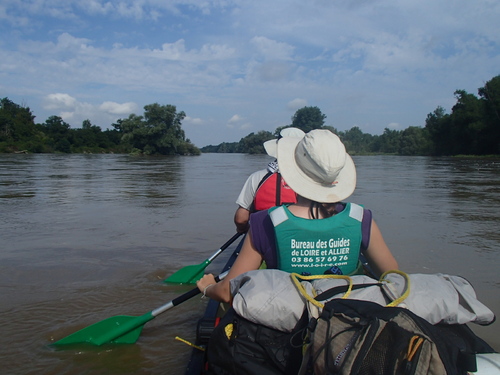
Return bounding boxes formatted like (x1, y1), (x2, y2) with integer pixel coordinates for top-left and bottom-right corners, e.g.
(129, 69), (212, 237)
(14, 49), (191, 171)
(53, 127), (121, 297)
(0, 153), (499, 374)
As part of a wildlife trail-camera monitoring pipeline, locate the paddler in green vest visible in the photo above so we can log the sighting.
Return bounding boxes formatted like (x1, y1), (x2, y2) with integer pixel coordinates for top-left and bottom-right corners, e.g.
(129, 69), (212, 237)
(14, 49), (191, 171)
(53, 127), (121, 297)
(197, 129), (399, 303)
(269, 201), (364, 275)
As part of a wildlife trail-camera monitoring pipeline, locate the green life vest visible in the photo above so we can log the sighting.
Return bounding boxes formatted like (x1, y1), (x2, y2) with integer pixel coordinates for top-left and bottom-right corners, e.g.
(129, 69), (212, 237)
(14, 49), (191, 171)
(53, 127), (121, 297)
(269, 203), (363, 275)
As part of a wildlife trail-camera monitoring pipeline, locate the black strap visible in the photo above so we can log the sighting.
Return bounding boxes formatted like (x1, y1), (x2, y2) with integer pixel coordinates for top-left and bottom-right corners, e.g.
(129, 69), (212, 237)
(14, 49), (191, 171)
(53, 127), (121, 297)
(314, 283), (382, 302)
(256, 170), (273, 190)
(275, 172), (282, 206)
(250, 171), (274, 213)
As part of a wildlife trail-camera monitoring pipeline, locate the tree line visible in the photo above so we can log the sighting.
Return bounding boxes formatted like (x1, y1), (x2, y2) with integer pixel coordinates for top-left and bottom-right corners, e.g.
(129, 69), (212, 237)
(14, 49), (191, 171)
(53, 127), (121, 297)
(0, 100), (200, 155)
(202, 75), (500, 156)
(1, 74), (499, 156)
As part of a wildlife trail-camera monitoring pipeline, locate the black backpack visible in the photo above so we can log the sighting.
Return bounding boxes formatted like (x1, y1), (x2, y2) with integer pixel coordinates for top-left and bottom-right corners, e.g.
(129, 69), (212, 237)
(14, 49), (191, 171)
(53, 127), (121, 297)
(206, 307), (308, 375)
(299, 298), (494, 375)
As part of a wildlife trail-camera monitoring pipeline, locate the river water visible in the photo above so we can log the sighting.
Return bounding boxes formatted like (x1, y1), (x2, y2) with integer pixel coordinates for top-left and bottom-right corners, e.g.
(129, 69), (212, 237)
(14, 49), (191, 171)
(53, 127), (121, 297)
(0, 153), (499, 374)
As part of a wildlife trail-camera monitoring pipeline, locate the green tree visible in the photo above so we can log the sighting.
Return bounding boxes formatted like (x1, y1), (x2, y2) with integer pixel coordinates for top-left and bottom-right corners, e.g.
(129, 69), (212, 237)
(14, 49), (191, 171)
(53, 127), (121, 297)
(237, 131), (274, 154)
(478, 76), (500, 154)
(376, 128), (401, 154)
(0, 98), (39, 151)
(449, 90), (484, 155)
(82, 119), (92, 130)
(290, 106), (326, 132)
(425, 106), (451, 155)
(340, 126), (373, 154)
(200, 142), (240, 153)
(117, 103), (199, 155)
(71, 119), (116, 152)
(425, 79), (499, 156)
(399, 126), (431, 155)
(41, 116), (72, 153)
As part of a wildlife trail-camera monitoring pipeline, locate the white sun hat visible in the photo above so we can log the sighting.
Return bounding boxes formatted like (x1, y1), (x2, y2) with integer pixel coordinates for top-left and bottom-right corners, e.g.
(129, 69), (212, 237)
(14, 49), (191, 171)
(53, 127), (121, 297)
(263, 127), (305, 158)
(276, 129), (356, 203)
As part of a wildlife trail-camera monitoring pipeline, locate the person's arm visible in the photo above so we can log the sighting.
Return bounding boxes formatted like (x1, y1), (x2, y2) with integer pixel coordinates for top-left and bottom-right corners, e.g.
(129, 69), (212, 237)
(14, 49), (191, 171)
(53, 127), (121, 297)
(234, 169), (268, 231)
(196, 231), (263, 303)
(363, 219), (398, 277)
(234, 206), (250, 233)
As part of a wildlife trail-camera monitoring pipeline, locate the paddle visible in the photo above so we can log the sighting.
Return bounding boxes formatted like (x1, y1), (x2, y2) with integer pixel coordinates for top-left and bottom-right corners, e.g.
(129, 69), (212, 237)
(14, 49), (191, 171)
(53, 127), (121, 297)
(164, 232), (243, 284)
(52, 271), (228, 347)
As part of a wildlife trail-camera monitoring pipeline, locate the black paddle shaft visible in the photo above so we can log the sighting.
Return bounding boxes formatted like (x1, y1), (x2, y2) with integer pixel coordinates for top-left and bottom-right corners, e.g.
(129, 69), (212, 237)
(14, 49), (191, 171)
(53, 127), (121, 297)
(171, 273), (226, 307)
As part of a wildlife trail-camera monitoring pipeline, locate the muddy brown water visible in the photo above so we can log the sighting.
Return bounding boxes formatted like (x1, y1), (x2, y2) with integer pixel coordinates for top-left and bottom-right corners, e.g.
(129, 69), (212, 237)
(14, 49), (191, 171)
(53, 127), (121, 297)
(0, 153), (498, 374)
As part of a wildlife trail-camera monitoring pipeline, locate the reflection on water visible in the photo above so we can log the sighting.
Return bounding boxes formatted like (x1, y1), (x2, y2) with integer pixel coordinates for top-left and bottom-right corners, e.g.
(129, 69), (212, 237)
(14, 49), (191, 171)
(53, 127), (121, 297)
(0, 154), (498, 374)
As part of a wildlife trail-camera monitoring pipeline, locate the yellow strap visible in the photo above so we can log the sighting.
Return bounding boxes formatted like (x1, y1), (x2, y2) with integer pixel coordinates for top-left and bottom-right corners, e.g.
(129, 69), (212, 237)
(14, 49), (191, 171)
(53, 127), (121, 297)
(290, 273), (354, 309)
(291, 269), (411, 309)
(379, 270), (411, 307)
(175, 336), (205, 352)
(224, 323), (234, 339)
(407, 335), (424, 361)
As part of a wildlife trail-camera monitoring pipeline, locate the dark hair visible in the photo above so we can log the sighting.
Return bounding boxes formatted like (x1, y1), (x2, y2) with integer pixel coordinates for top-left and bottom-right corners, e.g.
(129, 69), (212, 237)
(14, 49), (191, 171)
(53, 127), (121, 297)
(309, 201), (337, 219)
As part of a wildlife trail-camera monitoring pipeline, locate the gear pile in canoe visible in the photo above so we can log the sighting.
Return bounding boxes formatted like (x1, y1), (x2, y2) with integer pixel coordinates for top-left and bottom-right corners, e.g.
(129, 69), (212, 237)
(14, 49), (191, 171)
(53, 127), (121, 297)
(50, 233), (499, 375)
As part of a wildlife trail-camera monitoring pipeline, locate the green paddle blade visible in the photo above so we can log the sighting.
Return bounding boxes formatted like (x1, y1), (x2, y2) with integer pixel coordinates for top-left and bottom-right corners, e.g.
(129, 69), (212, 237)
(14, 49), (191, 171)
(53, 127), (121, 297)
(164, 233), (243, 284)
(164, 259), (210, 284)
(53, 312), (153, 346)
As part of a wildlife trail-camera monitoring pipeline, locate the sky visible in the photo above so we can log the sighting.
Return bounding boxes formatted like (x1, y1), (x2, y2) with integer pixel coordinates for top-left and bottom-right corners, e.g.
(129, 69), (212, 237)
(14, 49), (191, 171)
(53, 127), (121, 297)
(1, 0), (499, 147)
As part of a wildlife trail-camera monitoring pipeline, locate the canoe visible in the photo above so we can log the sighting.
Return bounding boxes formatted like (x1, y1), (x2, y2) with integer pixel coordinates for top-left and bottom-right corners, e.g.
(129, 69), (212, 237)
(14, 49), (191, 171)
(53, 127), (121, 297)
(183, 237), (500, 375)
(476, 353), (500, 374)
(184, 234), (244, 375)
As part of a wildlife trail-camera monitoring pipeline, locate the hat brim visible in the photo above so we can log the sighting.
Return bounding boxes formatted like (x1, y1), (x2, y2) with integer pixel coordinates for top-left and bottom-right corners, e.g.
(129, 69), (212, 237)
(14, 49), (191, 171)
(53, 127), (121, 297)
(263, 128), (305, 157)
(277, 136), (356, 203)
(280, 127), (305, 138)
(263, 139), (278, 158)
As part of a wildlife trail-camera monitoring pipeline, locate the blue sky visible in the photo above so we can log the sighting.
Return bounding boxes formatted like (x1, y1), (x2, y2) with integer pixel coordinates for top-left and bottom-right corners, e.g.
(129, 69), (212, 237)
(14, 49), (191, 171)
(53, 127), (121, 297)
(1, 0), (499, 147)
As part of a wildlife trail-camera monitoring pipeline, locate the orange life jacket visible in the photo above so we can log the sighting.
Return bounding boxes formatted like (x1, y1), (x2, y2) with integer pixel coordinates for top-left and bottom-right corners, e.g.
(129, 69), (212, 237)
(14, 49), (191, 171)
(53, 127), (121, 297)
(253, 172), (297, 211)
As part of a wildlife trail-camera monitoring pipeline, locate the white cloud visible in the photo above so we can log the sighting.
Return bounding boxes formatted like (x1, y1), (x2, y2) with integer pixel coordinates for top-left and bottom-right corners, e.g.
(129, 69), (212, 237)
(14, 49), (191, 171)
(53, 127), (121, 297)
(250, 36), (295, 61)
(43, 93), (77, 110)
(154, 39), (236, 62)
(56, 32), (91, 50)
(1, 0), (499, 145)
(40, 94), (137, 127)
(156, 40), (186, 61)
(60, 111), (75, 120)
(115, 1), (145, 19)
(226, 114), (247, 129)
(287, 98), (308, 111)
(99, 101), (138, 115)
(228, 114), (242, 124)
(184, 116), (204, 125)
(253, 61), (291, 82)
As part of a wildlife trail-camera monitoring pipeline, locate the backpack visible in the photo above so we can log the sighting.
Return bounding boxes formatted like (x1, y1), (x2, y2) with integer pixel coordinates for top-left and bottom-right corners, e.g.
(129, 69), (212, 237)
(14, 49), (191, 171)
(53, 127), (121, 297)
(206, 307), (308, 375)
(299, 298), (494, 375)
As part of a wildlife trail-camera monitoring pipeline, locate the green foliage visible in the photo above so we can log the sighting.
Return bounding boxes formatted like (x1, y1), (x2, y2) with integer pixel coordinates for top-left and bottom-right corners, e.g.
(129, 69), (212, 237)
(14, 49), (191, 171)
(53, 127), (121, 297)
(116, 103), (199, 155)
(200, 142), (240, 153)
(477, 76), (500, 154)
(0, 98), (197, 155)
(425, 106), (449, 155)
(399, 126), (431, 155)
(238, 131), (274, 154)
(425, 75), (500, 155)
(338, 126), (373, 154)
(2, 74), (500, 157)
(377, 128), (401, 154)
(0, 97), (38, 151)
(39, 116), (72, 153)
(290, 106), (326, 132)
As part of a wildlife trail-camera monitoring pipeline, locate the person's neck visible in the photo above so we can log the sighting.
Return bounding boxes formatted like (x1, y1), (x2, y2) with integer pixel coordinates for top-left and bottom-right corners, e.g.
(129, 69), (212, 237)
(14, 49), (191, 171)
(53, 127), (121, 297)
(287, 196), (316, 219)
(288, 196), (341, 219)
